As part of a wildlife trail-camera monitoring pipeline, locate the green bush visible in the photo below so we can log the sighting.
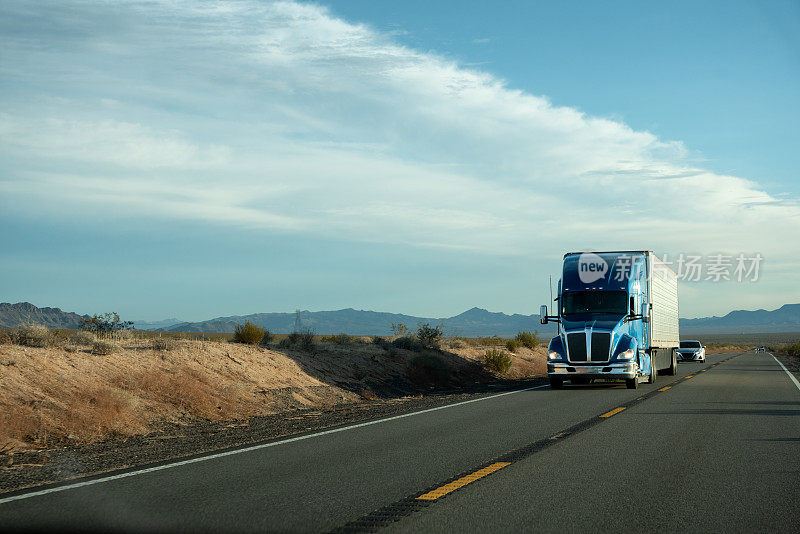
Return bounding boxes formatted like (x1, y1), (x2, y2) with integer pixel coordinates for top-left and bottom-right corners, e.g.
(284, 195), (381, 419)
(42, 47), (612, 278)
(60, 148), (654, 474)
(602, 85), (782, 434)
(483, 348), (513, 374)
(416, 323), (443, 347)
(515, 331), (539, 349)
(233, 321), (264, 345)
(477, 336), (502, 346)
(80, 312), (133, 336)
(92, 340), (119, 355)
(505, 339), (521, 352)
(14, 324), (51, 348)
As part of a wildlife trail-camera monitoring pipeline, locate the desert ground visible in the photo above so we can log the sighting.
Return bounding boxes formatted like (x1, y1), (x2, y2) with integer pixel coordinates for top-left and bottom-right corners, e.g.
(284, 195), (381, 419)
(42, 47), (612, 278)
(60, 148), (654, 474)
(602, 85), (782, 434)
(0, 330), (546, 453)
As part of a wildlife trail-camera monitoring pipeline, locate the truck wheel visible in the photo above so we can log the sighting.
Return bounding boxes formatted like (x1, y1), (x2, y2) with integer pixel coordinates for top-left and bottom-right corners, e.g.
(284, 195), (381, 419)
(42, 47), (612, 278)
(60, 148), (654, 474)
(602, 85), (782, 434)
(626, 377), (638, 389)
(664, 350), (677, 376)
(550, 377), (563, 389)
(648, 360), (657, 384)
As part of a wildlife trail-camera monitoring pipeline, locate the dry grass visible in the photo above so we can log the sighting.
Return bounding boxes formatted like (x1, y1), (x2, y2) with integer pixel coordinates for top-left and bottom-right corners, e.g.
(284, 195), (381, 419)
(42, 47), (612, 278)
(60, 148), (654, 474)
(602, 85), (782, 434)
(92, 340), (120, 355)
(69, 331), (96, 346)
(151, 337), (176, 351)
(13, 325), (51, 348)
(0, 335), (548, 452)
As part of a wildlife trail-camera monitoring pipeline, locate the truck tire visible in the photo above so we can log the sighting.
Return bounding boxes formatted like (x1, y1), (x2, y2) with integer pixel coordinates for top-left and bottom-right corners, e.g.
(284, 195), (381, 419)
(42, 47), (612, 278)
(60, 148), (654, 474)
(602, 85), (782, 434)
(664, 349), (677, 376)
(550, 376), (563, 389)
(626, 377), (638, 389)
(648, 360), (657, 384)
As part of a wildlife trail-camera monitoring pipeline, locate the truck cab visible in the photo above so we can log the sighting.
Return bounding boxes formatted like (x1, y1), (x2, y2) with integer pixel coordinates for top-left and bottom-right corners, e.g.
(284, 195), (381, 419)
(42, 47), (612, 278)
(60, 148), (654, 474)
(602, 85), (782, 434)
(541, 251), (679, 389)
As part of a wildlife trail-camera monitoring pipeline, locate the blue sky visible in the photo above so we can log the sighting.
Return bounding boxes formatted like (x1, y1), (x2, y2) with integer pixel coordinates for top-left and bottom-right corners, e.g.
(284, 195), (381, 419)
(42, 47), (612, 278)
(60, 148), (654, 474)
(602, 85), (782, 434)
(1, 0), (798, 322)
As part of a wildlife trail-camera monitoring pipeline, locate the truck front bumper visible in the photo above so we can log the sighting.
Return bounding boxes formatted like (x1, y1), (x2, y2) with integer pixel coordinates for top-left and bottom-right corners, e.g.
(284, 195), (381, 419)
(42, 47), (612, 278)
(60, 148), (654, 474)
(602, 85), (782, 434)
(548, 361), (638, 380)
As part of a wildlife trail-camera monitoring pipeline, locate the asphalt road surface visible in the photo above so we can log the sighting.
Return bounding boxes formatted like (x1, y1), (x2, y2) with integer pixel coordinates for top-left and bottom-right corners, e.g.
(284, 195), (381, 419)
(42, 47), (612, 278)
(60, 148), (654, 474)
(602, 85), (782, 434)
(1, 351), (798, 533)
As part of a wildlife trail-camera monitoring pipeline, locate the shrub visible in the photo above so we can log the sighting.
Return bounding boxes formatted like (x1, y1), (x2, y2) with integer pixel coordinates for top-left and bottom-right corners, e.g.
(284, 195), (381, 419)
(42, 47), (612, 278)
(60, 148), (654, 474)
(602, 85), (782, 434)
(391, 323), (409, 337)
(483, 348), (513, 374)
(80, 312), (133, 336)
(515, 331), (539, 349)
(320, 333), (354, 344)
(152, 337), (176, 351)
(335, 333), (355, 344)
(69, 331), (96, 346)
(92, 340), (119, 355)
(14, 325), (51, 348)
(416, 322), (443, 347)
(477, 336), (501, 346)
(258, 330), (274, 346)
(447, 338), (466, 349)
(505, 339), (521, 352)
(232, 321), (264, 345)
(785, 342), (800, 357)
(408, 354), (449, 386)
(279, 329), (315, 351)
(0, 332), (12, 345)
(392, 336), (424, 352)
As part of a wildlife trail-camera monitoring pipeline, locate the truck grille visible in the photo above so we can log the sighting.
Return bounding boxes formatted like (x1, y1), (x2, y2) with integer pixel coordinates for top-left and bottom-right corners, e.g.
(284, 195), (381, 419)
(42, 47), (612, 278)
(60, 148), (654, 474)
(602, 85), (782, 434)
(591, 333), (611, 362)
(567, 333), (586, 361)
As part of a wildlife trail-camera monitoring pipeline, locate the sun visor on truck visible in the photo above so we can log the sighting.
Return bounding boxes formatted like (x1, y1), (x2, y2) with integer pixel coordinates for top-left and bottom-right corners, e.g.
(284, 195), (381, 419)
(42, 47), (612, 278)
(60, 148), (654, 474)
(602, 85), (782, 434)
(562, 252), (646, 292)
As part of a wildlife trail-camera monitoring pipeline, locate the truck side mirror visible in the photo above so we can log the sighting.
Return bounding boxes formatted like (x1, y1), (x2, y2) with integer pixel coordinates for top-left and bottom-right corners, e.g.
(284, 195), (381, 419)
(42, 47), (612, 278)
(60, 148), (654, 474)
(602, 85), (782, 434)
(540, 305), (548, 324)
(640, 302), (650, 323)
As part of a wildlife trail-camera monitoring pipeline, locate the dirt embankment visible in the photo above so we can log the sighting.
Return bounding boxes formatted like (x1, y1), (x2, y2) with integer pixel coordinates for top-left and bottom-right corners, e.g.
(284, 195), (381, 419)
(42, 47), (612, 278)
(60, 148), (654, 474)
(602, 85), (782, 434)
(0, 336), (546, 453)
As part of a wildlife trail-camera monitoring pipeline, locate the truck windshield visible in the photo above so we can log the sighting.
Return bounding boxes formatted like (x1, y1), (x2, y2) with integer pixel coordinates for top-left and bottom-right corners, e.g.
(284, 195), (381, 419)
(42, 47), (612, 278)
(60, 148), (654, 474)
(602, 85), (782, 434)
(680, 341), (702, 348)
(561, 290), (627, 315)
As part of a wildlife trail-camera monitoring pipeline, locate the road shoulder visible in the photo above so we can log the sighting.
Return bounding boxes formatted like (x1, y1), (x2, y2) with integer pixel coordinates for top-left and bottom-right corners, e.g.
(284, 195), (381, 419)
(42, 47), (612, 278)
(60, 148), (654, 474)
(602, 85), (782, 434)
(772, 350), (800, 387)
(0, 378), (545, 496)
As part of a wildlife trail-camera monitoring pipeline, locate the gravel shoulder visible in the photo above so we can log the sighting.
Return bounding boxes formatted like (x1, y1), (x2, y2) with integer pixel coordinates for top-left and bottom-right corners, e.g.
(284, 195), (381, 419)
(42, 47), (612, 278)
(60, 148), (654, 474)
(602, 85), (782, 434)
(772, 350), (800, 383)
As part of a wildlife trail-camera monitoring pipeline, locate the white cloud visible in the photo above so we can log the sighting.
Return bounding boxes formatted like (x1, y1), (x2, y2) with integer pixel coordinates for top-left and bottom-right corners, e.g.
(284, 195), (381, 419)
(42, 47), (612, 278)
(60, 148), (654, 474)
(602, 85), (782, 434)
(0, 0), (798, 271)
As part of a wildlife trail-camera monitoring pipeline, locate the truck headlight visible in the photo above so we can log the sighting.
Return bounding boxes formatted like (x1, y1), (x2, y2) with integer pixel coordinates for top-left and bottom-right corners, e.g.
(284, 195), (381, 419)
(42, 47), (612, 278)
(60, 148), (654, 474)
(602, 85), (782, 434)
(548, 351), (563, 360)
(616, 349), (635, 360)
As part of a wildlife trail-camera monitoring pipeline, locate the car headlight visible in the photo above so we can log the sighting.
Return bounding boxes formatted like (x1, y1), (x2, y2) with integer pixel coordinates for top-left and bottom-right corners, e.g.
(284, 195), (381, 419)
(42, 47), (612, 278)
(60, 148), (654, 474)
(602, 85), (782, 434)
(616, 348), (636, 360)
(548, 351), (563, 360)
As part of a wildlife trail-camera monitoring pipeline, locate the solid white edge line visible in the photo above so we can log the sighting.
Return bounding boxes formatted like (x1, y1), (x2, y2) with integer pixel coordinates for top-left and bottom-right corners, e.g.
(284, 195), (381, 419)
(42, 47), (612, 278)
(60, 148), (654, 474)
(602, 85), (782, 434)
(0, 384), (548, 505)
(771, 353), (800, 392)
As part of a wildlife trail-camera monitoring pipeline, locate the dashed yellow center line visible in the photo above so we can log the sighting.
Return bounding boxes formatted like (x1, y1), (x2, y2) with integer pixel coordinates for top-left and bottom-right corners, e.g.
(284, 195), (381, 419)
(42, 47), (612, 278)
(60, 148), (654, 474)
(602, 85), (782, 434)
(658, 386), (671, 391)
(416, 462), (511, 500)
(685, 375), (694, 379)
(600, 406), (626, 418)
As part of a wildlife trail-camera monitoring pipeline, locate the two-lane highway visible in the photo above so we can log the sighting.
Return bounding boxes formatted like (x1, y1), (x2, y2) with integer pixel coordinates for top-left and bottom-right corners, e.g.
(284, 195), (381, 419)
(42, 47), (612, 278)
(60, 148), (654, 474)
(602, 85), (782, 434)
(1, 351), (797, 532)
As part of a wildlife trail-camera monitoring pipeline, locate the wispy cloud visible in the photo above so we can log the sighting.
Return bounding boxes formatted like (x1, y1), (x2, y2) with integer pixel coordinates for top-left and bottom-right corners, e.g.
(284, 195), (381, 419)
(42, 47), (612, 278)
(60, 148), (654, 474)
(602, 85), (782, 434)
(0, 0), (797, 266)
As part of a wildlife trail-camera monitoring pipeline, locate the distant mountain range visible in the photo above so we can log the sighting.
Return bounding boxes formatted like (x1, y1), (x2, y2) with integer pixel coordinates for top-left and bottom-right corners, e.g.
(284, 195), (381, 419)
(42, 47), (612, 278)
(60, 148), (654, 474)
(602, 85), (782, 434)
(130, 318), (183, 330)
(163, 307), (557, 338)
(0, 303), (177, 331)
(0, 302), (88, 329)
(679, 303), (800, 334)
(2, 302), (800, 336)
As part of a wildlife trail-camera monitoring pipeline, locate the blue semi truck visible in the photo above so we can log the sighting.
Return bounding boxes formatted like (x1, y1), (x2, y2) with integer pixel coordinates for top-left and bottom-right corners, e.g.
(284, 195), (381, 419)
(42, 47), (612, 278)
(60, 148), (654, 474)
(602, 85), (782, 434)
(540, 251), (679, 389)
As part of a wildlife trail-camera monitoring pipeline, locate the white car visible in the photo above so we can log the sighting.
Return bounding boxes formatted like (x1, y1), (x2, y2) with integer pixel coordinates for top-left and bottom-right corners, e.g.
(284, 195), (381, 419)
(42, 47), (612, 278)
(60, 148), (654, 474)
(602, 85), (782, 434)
(677, 340), (706, 362)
